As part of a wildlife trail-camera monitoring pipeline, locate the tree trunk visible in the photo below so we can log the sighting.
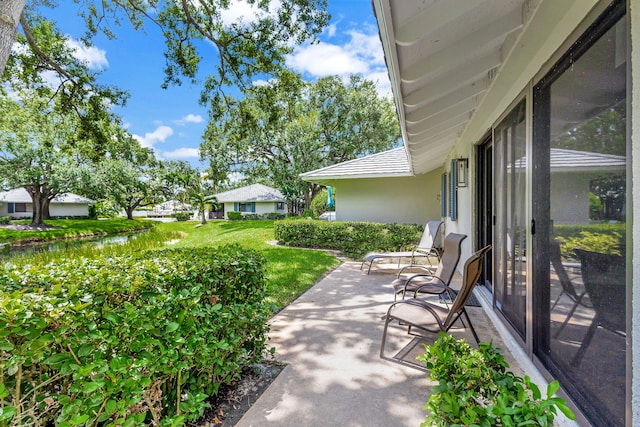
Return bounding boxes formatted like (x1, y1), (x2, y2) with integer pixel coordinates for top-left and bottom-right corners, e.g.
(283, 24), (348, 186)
(0, 0), (26, 76)
(25, 185), (45, 227)
(125, 206), (135, 220)
(41, 195), (52, 220)
(200, 211), (207, 225)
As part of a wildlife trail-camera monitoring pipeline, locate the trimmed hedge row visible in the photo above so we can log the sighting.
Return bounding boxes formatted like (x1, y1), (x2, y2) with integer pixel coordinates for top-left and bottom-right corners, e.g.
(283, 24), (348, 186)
(274, 220), (424, 258)
(227, 212), (285, 221)
(0, 245), (269, 426)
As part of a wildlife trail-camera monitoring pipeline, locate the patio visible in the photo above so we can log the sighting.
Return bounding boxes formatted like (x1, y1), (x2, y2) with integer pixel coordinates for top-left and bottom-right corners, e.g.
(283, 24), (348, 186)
(236, 259), (528, 426)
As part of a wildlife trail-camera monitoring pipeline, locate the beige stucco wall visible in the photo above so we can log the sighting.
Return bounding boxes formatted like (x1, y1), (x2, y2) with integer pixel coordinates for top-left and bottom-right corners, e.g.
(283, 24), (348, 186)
(333, 168), (443, 224)
(0, 203), (88, 218)
(222, 201), (286, 219)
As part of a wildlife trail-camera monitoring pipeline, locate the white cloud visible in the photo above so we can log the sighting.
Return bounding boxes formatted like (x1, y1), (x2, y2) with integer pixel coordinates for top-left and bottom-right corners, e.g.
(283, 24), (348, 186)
(65, 39), (108, 70)
(174, 113), (204, 126)
(219, 0), (281, 26)
(324, 23), (338, 38)
(132, 125), (174, 148)
(163, 147), (200, 159)
(286, 29), (391, 97)
(287, 42), (370, 76)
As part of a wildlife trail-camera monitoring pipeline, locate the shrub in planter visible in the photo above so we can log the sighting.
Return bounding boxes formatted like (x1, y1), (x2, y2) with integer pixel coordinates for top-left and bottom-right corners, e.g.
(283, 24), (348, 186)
(172, 211), (192, 221)
(418, 334), (574, 427)
(0, 215), (10, 224)
(227, 211), (243, 221)
(0, 245), (269, 426)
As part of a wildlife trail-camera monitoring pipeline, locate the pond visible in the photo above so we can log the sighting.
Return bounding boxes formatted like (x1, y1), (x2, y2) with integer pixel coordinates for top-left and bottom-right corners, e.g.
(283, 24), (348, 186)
(0, 233), (142, 261)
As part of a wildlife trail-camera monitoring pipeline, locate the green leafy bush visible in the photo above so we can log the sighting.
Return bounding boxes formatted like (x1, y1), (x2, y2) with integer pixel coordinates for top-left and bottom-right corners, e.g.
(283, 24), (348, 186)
(171, 211), (192, 221)
(227, 211), (243, 221)
(310, 189), (334, 217)
(418, 334), (574, 427)
(553, 223), (625, 258)
(274, 220), (423, 258)
(0, 245), (269, 426)
(0, 216), (10, 225)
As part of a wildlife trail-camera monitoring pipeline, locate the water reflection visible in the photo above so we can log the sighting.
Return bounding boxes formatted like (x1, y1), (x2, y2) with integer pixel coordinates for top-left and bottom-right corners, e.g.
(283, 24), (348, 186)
(0, 233), (140, 260)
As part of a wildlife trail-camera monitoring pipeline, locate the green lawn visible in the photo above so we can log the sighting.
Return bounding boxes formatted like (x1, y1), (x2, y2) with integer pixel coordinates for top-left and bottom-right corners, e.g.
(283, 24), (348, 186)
(156, 220), (339, 310)
(3, 219), (339, 312)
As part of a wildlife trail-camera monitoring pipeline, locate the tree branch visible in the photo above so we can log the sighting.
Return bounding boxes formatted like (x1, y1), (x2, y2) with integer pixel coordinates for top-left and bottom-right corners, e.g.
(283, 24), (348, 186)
(20, 14), (75, 83)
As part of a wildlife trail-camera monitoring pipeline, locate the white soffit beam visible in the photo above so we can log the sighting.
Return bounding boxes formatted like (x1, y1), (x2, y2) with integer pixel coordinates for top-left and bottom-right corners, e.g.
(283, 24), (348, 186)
(408, 127), (463, 153)
(406, 82), (487, 124)
(407, 111), (471, 138)
(402, 8), (523, 83)
(395, 0), (484, 47)
(460, 0), (601, 145)
(404, 52), (501, 107)
(407, 98), (477, 134)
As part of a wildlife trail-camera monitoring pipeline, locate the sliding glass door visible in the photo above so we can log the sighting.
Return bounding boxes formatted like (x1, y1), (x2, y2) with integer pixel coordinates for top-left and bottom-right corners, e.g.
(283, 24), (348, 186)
(532, 4), (627, 425)
(493, 101), (527, 339)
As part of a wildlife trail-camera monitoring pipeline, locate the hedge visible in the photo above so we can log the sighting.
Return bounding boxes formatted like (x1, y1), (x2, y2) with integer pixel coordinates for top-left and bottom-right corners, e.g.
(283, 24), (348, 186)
(274, 220), (424, 258)
(0, 244), (269, 426)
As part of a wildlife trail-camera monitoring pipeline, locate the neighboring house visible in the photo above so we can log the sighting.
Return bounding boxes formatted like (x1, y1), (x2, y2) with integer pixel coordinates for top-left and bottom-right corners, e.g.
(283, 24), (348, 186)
(301, 148), (443, 224)
(132, 200), (193, 218)
(303, 147), (626, 226)
(372, 1), (636, 426)
(214, 184), (287, 219)
(0, 188), (94, 218)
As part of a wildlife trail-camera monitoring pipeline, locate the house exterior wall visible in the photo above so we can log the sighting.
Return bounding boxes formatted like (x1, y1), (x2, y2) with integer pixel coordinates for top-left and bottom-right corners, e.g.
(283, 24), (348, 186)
(50, 204), (90, 217)
(333, 168), (443, 224)
(222, 201), (286, 219)
(0, 202), (89, 218)
(550, 173), (591, 225)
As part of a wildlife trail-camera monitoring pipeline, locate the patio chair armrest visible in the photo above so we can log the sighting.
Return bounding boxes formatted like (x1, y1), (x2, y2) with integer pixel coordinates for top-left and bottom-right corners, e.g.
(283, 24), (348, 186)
(402, 274), (435, 293)
(397, 264), (434, 278)
(413, 279), (456, 299)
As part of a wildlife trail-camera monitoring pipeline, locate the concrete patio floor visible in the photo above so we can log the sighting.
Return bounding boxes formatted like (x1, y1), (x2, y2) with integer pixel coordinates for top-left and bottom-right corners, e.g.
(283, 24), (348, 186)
(237, 260), (528, 427)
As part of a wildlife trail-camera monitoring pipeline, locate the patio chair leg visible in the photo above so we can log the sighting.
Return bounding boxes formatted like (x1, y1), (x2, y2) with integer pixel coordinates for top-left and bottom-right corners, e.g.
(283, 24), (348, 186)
(463, 310), (480, 343)
(553, 296), (584, 339)
(380, 314), (392, 358)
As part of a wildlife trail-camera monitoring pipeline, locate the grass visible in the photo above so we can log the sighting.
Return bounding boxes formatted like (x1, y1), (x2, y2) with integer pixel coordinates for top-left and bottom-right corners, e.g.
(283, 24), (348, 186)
(3, 219), (339, 312)
(155, 220), (339, 310)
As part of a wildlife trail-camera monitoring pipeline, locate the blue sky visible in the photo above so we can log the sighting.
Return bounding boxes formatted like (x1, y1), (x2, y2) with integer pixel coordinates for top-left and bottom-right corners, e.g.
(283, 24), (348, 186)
(43, 1), (390, 169)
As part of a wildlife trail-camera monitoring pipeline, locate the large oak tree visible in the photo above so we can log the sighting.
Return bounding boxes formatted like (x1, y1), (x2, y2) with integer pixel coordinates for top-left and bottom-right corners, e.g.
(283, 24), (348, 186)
(200, 71), (401, 210)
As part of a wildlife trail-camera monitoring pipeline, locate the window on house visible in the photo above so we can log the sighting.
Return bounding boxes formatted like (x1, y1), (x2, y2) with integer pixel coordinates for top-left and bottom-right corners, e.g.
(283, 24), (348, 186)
(276, 202), (285, 210)
(237, 202), (255, 213)
(14, 203), (27, 212)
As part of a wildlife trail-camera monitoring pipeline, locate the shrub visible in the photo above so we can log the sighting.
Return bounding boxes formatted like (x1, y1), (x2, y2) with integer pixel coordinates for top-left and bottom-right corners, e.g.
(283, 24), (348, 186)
(266, 212), (283, 220)
(274, 220), (423, 258)
(0, 245), (270, 426)
(418, 334), (574, 427)
(227, 211), (243, 221)
(244, 213), (261, 220)
(302, 210), (315, 219)
(553, 223), (625, 258)
(0, 216), (10, 225)
(171, 211), (192, 221)
(310, 189), (334, 217)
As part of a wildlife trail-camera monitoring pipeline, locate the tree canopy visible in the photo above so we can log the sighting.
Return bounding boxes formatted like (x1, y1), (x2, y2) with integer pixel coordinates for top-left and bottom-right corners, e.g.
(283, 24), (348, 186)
(0, 0), (330, 115)
(200, 71), (401, 210)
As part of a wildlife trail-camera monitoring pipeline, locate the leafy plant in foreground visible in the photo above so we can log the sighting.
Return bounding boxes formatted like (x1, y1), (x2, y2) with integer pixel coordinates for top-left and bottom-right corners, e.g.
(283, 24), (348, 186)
(418, 334), (575, 426)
